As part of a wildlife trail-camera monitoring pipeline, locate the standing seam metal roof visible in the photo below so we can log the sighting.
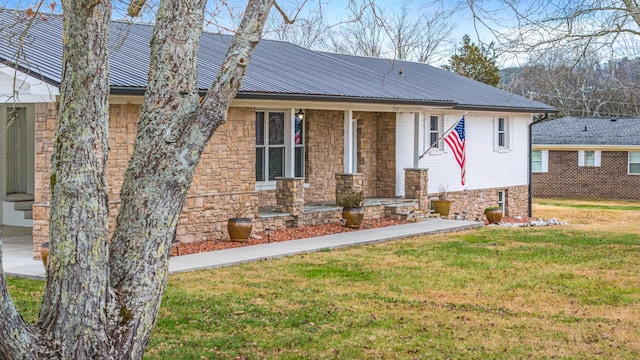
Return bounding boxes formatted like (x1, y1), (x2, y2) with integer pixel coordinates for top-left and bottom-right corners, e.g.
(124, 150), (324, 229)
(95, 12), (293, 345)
(0, 9), (555, 112)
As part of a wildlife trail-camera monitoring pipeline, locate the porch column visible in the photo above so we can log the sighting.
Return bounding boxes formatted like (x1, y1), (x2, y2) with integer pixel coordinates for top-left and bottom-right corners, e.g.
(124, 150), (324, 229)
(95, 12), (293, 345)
(275, 177), (305, 216)
(335, 173), (363, 205)
(343, 110), (356, 173)
(404, 168), (429, 210)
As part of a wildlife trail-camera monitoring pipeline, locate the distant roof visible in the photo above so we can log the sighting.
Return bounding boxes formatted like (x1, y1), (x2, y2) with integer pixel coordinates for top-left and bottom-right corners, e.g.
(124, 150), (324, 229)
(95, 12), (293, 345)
(0, 9), (555, 112)
(532, 116), (640, 146)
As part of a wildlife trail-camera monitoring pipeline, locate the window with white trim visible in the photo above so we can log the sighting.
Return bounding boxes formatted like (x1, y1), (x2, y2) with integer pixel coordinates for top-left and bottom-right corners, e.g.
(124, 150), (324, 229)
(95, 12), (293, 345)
(629, 151), (640, 174)
(578, 150), (601, 167)
(255, 111), (305, 182)
(531, 150), (548, 172)
(497, 190), (506, 214)
(494, 117), (510, 151)
(498, 118), (506, 147)
(425, 115), (443, 151)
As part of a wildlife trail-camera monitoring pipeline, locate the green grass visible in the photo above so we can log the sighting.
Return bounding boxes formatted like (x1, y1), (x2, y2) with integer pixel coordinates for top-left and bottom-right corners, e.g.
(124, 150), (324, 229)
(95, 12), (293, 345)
(6, 225), (640, 359)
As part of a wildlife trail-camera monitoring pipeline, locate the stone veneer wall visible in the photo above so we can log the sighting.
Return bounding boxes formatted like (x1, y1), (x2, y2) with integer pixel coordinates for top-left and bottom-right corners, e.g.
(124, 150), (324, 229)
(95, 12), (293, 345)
(376, 113), (396, 197)
(32, 103), (258, 258)
(435, 185), (529, 220)
(32, 103), (57, 257)
(404, 168), (429, 210)
(533, 150), (640, 200)
(353, 112), (396, 198)
(304, 110), (344, 204)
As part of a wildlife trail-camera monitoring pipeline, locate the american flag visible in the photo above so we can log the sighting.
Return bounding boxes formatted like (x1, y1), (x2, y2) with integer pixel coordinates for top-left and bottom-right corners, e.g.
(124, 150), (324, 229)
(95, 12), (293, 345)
(444, 115), (466, 185)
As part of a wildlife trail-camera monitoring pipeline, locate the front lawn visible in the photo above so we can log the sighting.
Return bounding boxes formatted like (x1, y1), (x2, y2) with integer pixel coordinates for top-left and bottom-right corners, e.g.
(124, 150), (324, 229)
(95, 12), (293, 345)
(6, 200), (640, 359)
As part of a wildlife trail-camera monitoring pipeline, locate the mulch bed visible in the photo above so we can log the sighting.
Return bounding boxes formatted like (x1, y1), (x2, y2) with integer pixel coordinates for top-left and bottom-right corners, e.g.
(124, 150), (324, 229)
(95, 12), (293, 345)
(171, 216), (539, 257)
(172, 218), (407, 256)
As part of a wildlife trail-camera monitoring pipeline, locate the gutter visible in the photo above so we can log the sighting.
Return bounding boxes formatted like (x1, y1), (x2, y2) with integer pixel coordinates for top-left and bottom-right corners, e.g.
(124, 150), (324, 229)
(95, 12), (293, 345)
(528, 113), (549, 217)
(110, 87), (558, 113)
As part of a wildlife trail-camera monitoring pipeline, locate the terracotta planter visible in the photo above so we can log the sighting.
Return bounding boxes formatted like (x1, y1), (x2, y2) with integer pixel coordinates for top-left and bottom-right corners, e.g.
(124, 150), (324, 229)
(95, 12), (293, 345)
(485, 209), (503, 224)
(342, 207), (364, 229)
(40, 242), (49, 267)
(227, 218), (253, 242)
(433, 200), (452, 217)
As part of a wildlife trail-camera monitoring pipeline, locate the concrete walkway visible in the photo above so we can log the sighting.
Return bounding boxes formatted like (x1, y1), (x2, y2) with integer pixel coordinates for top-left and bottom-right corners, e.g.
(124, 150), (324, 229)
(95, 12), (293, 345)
(2, 218), (483, 280)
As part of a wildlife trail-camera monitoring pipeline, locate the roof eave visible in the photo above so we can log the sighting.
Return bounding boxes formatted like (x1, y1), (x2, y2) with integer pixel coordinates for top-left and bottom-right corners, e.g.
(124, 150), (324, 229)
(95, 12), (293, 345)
(109, 88), (559, 114)
(234, 92), (458, 107)
(453, 104), (559, 114)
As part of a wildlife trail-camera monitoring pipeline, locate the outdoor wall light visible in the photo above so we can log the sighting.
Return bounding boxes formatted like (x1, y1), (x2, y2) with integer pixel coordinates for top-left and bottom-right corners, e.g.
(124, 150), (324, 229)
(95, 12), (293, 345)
(296, 109), (305, 121)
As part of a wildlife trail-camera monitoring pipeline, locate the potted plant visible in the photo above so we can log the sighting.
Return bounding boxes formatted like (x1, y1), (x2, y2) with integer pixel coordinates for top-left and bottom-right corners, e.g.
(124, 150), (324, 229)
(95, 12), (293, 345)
(228, 202), (253, 242)
(432, 185), (452, 217)
(484, 206), (503, 224)
(338, 190), (365, 229)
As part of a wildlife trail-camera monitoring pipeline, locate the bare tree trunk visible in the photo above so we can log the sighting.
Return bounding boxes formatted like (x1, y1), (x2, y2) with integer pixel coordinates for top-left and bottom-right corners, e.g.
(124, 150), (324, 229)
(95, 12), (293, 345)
(0, 0), (274, 357)
(107, 0), (274, 357)
(36, 0), (113, 358)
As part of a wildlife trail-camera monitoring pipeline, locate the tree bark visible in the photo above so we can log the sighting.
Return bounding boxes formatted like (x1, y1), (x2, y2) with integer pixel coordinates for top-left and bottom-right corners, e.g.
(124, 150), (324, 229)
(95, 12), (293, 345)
(0, 242), (41, 358)
(107, 0), (274, 357)
(0, 0), (274, 357)
(36, 0), (113, 358)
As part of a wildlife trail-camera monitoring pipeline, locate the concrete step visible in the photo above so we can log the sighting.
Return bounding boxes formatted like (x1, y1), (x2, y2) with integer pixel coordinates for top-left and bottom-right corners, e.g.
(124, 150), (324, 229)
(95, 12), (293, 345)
(13, 200), (34, 211)
(397, 210), (427, 222)
(2, 201), (33, 227)
(384, 201), (420, 220)
(5, 193), (34, 202)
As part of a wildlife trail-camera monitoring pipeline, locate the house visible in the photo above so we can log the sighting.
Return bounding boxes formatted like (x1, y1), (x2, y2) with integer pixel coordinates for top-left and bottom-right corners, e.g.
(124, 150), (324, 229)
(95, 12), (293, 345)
(532, 116), (640, 200)
(0, 9), (555, 258)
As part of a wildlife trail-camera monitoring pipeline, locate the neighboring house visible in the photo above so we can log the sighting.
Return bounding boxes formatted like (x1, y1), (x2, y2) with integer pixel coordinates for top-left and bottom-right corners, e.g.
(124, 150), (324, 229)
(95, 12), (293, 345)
(0, 9), (555, 257)
(532, 116), (640, 200)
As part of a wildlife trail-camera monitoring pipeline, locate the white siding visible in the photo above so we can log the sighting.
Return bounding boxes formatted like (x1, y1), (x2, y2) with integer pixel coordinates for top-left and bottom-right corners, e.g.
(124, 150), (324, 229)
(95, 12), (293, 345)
(403, 112), (532, 194)
(0, 65), (58, 103)
(395, 112), (416, 196)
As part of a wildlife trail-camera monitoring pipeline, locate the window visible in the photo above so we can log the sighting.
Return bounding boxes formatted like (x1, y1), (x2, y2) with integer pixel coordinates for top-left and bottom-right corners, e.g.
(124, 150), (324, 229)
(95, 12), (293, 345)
(629, 152), (640, 174)
(494, 117), (510, 151)
(426, 115), (443, 151)
(578, 150), (601, 167)
(498, 117), (506, 147)
(497, 190), (506, 215)
(531, 150), (548, 173)
(255, 110), (305, 182)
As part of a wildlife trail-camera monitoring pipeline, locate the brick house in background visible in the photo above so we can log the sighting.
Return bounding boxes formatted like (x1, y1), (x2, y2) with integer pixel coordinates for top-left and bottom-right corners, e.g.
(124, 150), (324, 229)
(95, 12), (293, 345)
(532, 116), (640, 200)
(0, 9), (555, 258)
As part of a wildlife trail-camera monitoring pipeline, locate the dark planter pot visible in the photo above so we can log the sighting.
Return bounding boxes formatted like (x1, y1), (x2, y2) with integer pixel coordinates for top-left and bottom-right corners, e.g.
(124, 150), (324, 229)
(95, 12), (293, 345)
(485, 209), (503, 224)
(433, 200), (452, 217)
(342, 207), (364, 229)
(228, 218), (253, 242)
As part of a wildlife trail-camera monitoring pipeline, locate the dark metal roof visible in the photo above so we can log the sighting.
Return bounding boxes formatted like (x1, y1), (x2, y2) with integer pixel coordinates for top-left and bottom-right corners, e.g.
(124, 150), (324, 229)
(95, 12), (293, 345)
(532, 116), (640, 146)
(0, 9), (556, 112)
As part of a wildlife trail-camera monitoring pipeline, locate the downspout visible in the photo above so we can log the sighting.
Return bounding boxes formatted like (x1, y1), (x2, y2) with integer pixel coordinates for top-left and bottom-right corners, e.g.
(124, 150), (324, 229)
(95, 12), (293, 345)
(529, 113), (548, 217)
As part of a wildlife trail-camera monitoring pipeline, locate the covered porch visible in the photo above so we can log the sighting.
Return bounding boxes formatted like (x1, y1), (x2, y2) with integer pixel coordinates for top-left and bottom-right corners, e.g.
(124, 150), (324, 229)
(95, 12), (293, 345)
(255, 168), (431, 232)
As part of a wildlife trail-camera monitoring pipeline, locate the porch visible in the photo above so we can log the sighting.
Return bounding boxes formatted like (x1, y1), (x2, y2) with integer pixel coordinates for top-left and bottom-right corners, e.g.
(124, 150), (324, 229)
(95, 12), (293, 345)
(255, 169), (431, 232)
(257, 197), (429, 230)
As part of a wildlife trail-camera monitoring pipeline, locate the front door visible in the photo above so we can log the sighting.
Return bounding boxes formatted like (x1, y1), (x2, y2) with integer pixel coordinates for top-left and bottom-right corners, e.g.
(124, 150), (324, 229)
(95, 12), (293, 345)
(6, 107), (33, 195)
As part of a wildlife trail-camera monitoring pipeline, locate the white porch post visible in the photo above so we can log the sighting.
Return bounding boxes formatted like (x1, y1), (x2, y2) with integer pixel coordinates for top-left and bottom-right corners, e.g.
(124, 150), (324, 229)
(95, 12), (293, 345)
(343, 110), (356, 173)
(413, 112), (420, 168)
(284, 108), (295, 177)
